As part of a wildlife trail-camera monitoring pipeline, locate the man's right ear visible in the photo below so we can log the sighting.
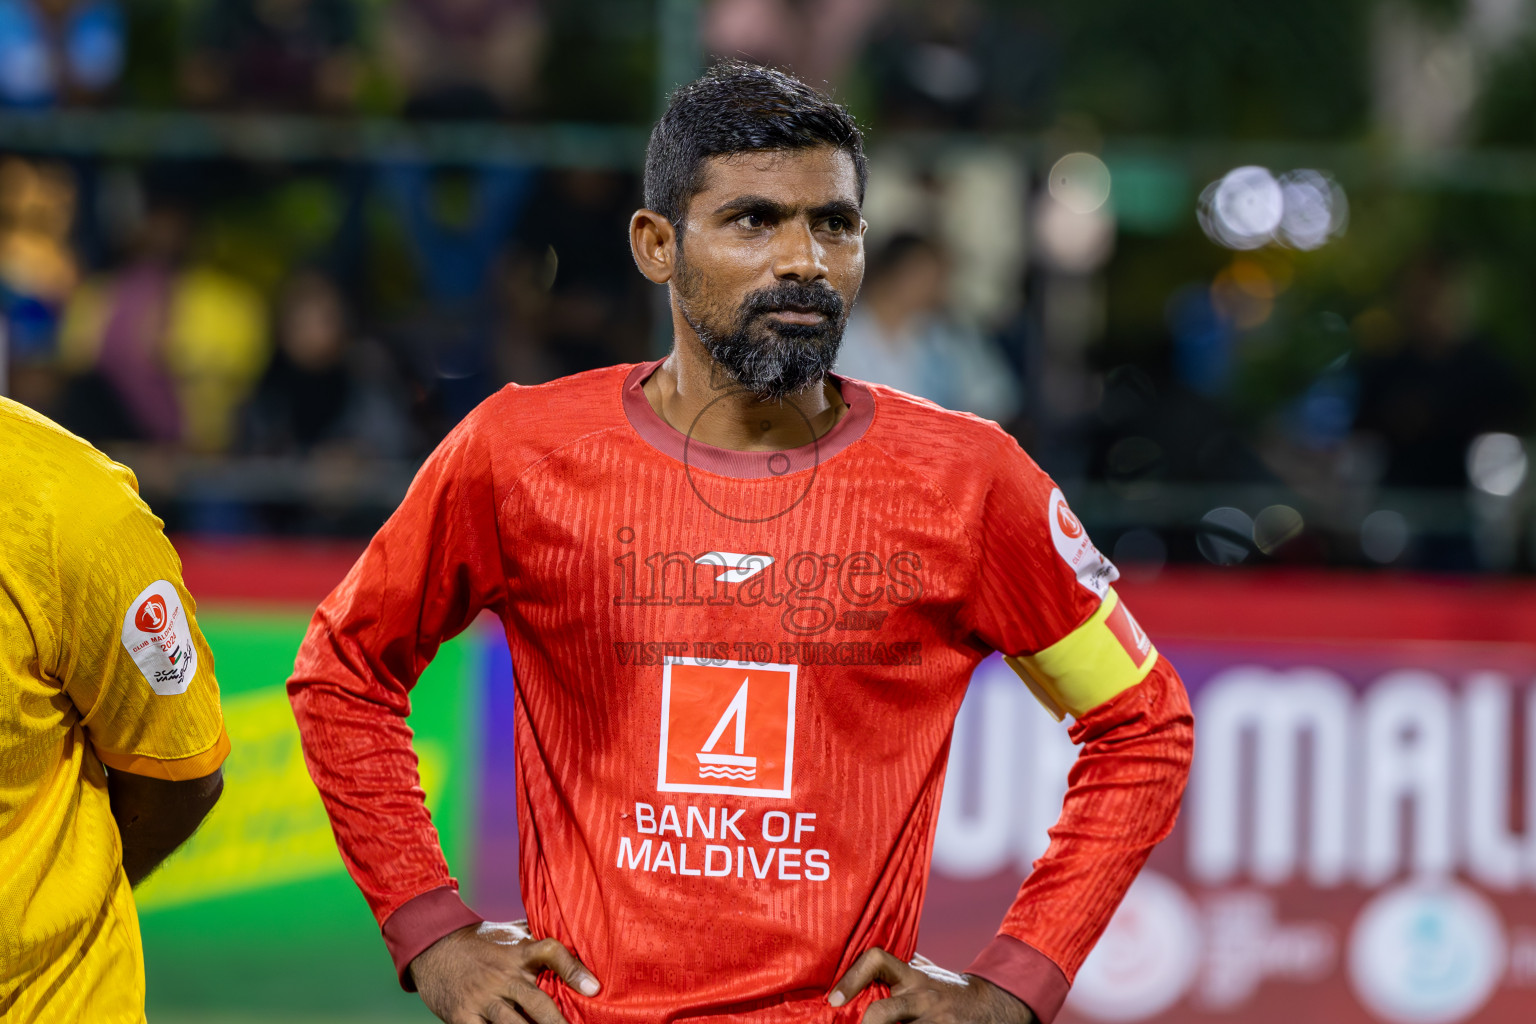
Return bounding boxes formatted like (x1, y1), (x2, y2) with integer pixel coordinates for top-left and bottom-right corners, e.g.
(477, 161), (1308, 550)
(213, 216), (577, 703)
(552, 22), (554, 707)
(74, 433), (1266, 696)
(629, 210), (677, 284)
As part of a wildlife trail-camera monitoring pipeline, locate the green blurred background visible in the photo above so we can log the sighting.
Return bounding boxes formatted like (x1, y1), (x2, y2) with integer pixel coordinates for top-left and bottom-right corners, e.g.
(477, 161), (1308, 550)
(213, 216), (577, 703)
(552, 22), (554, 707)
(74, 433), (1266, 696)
(3, 0), (1534, 571)
(138, 610), (476, 1023)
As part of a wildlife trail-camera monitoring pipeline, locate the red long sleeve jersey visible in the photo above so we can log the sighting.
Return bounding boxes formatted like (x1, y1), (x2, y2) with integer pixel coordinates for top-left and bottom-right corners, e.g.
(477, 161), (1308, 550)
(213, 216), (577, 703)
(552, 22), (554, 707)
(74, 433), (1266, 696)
(288, 361), (1193, 1024)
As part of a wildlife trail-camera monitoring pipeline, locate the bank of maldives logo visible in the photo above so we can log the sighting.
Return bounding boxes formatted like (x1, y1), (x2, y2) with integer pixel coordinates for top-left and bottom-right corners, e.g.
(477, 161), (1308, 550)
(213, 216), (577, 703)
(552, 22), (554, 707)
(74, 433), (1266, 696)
(658, 657), (797, 799)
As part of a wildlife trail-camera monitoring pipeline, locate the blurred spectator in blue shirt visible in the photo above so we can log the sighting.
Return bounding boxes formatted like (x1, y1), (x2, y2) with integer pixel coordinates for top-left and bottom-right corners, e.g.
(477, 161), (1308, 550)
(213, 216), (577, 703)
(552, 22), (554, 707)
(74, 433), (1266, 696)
(837, 232), (1021, 423)
(379, 161), (533, 427)
(0, 0), (122, 107)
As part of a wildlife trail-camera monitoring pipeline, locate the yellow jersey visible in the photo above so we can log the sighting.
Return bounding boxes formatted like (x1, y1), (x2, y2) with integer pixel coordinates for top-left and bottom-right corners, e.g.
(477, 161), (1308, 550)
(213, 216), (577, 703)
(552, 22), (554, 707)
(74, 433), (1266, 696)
(0, 398), (229, 1023)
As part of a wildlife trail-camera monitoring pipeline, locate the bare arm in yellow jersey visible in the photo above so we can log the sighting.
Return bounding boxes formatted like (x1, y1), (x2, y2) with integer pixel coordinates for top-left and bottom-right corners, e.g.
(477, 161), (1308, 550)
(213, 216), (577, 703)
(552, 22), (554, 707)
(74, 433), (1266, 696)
(105, 767), (224, 887)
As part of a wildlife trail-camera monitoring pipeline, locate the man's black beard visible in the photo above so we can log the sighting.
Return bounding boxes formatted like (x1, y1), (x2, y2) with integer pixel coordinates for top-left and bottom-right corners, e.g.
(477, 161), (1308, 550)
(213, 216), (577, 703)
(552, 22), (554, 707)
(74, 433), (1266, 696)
(676, 262), (847, 402)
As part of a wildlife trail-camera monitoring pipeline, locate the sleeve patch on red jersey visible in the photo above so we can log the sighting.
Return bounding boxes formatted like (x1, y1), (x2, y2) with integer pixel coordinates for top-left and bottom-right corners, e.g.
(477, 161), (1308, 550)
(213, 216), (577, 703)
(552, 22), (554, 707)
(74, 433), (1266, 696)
(1047, 488), (1118, 599)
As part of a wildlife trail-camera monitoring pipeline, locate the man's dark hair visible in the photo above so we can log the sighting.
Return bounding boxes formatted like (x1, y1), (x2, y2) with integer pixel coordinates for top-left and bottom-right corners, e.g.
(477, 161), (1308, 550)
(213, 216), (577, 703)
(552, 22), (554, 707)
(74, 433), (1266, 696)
(644, 61), (867, 229)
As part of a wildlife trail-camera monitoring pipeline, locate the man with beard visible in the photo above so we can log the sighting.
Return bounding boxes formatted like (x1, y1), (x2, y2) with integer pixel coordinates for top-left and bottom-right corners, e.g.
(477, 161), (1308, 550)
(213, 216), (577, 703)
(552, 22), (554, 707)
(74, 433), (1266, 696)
(288, 62), (1193, 1024)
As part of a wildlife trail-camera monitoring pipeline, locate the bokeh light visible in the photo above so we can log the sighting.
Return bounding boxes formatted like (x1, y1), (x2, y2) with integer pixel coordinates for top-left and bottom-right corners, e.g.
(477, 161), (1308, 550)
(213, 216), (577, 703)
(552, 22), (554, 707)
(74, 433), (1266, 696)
(1466, 432), (1528, 496)
(1112, 528), (1168, 578)
(1253, 504), (1304, 555)
(1199, 166), (1348, 251)
(1277, 169), (1348, 250)
(1196, 507), (1254, 565)
(1361, 510), (1411, 564)
(1211, 258), (1278, 329)
(1199, 166), (1283, 250)
(1036, 194), (1116, 273)
(1048, 152), (1113, 215)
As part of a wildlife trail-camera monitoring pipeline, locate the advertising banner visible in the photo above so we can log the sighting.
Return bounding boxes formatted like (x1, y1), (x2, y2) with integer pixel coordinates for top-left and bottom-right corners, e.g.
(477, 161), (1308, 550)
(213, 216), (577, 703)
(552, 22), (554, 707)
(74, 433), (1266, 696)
(924, 573), (1536, 1024)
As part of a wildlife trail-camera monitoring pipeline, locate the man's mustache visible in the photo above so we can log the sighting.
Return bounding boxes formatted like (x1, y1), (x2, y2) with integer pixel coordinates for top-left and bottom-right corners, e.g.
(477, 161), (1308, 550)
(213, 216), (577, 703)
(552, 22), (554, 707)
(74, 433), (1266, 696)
(739, 282), (845, 323)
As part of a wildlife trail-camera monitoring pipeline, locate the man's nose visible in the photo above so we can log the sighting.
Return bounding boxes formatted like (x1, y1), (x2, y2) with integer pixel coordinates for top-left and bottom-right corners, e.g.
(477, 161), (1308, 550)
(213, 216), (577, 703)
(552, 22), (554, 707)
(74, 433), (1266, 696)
(771, 219), (828, 283)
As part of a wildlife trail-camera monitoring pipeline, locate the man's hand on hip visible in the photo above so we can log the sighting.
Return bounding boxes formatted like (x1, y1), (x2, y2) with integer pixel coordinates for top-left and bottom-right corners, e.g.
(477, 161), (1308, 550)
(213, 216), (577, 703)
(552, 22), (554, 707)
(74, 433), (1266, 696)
(410, 920), (601, 1024)
(828, 948), (1037, 1024)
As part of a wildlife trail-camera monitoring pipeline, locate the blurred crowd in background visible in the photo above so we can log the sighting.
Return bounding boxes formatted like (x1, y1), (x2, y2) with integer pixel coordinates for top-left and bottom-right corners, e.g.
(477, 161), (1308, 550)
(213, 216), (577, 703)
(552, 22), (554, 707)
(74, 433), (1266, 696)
(1, 0), (1534, 571)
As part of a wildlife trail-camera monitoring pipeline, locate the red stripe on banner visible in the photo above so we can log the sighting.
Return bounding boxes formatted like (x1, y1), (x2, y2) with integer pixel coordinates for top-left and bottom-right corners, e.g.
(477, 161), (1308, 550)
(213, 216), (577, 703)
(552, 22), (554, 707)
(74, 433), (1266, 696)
(172, 537), (1536, 643)
(1118, 567), (1536, 644)
(174, 537), (365, 608)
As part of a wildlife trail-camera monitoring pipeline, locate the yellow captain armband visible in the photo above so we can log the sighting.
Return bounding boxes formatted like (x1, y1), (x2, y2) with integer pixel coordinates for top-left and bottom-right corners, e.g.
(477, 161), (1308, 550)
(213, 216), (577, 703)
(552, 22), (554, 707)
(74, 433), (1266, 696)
(1003, 588), (1158, 721)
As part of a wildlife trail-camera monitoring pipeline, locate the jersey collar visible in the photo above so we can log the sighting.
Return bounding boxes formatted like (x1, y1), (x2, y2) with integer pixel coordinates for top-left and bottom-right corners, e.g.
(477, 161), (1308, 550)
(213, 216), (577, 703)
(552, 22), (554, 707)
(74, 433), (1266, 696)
(620, 359), (875, 480)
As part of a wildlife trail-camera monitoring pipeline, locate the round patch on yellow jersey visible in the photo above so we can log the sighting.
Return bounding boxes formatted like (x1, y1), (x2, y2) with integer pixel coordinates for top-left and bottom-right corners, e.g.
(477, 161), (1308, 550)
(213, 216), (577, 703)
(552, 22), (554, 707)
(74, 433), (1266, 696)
(120, 579), (199, 695)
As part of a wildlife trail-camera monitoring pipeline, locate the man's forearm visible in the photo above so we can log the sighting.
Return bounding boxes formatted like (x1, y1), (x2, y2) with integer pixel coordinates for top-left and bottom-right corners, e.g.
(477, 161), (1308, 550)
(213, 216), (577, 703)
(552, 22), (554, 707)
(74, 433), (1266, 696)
(968, 658), (1194, 1022)
(288, 625), (466, 939)
(106, 767), (224, 886)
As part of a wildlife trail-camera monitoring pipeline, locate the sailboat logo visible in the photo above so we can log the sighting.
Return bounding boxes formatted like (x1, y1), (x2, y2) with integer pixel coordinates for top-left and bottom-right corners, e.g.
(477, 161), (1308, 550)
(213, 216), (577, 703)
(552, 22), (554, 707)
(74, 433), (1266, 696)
(658, 656), (797, 799)
(696, 678), (757, 780)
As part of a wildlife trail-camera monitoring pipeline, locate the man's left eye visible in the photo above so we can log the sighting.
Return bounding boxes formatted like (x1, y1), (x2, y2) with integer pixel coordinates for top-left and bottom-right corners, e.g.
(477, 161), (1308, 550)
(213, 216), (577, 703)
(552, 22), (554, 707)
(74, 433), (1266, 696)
(825, 216), (849, 232)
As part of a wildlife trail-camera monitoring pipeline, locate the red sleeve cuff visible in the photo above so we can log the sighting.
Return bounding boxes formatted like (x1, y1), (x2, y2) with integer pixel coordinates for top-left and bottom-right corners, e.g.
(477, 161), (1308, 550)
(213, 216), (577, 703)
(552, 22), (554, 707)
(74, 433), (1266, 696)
(381, 885), (485, 991)
(965, 934), (1071, 1024)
